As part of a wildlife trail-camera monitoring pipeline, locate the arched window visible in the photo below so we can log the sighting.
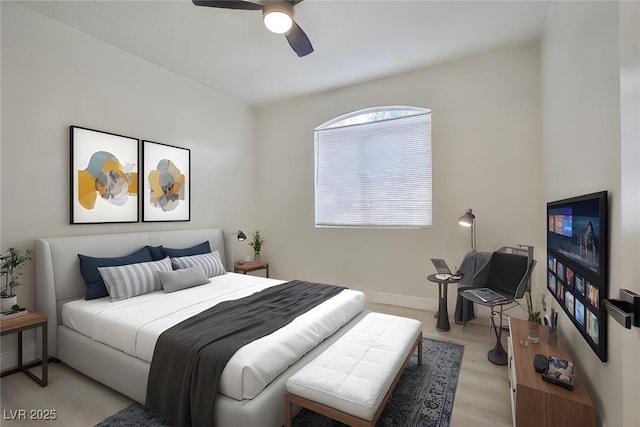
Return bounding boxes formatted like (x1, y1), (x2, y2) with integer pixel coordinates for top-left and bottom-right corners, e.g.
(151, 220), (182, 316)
(314, 106), (432, 228)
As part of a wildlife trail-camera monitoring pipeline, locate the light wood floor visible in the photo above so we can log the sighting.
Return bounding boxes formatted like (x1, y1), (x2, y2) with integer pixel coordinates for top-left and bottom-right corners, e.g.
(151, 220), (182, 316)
(0, 304), (512, 427)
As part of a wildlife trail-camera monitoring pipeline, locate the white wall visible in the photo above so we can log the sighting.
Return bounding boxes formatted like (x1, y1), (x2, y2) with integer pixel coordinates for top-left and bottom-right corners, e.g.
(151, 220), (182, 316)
(619, 2), (640, 425)
(541, 1), (640, 426)
(255, 42), (543, 313)
(0, 2), (257, 366)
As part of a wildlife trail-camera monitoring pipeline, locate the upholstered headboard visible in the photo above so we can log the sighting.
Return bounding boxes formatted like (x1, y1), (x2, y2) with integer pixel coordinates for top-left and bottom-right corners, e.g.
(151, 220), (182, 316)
(35, 228), (230, 357)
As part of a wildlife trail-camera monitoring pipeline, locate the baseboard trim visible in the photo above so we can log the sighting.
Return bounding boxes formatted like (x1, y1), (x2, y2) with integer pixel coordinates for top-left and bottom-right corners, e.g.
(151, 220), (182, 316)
(364, 290), (508, 328)
(0, 343), (37, 372)
(365, 291), (437, 312)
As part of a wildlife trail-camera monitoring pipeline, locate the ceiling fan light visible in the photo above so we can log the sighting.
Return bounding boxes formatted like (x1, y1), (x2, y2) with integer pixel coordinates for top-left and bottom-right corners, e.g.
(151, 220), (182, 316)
(263, 3), (293, 34)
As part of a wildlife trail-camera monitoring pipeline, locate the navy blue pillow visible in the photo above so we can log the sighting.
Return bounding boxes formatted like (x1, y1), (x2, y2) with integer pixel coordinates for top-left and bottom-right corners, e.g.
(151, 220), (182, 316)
(147, 245), (164, 261)
(79, 246), (153, 300)
(159, 241), (211, 258)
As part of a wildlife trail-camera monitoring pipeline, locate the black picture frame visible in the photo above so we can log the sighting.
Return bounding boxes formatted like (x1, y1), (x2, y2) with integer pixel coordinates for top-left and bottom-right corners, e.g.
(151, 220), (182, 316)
(142, 140), (191, 222)
(70, 126), (140, 224)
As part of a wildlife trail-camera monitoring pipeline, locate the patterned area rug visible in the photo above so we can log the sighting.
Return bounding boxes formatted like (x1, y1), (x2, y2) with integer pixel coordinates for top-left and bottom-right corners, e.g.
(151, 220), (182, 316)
(96, 337), (464, 427)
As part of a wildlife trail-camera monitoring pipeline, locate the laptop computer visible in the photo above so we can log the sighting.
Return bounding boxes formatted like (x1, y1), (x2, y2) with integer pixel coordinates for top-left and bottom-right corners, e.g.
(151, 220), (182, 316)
(466, 287), (506, 303)
(431, 258), (453, 275)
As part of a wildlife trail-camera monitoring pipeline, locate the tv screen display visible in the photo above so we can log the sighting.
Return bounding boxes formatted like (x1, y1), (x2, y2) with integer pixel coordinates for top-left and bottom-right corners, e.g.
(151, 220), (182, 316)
(546, 191), (608, 362)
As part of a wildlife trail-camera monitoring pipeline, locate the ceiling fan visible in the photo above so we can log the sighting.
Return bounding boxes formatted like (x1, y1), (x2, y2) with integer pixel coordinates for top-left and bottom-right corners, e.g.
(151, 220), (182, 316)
(192, 0), (314, 57)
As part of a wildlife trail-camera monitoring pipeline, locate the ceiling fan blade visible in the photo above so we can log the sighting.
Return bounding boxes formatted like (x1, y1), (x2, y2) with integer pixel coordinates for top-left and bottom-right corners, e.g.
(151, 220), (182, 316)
(285, 21), (314, 57)
(192, 0), (263, 11)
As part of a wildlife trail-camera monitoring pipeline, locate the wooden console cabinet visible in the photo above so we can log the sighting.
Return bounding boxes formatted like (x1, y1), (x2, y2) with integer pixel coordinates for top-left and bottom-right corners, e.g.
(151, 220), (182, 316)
(507, 318), (595, 427)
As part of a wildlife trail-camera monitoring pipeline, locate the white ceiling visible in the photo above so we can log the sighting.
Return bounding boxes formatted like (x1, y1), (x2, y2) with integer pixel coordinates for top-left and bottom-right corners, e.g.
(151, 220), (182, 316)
(21, 0), (551, 106)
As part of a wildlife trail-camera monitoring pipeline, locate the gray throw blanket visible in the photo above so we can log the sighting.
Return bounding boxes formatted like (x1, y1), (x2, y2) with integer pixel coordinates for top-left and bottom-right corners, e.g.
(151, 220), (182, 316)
(454, 251), (492, 323)
(146, 280), (346, 427)
(457, 251), (492, 287)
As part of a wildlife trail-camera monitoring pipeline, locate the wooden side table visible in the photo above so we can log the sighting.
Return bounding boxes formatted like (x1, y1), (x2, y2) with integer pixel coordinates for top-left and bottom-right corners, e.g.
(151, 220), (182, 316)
(0, 310), (48, 386)
(234, 260), (269, 278)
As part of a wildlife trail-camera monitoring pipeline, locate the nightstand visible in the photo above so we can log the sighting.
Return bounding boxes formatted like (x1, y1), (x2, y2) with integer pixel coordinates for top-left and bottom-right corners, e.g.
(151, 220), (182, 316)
(0, 309), (48, 386)
(234, 260), (269, 278)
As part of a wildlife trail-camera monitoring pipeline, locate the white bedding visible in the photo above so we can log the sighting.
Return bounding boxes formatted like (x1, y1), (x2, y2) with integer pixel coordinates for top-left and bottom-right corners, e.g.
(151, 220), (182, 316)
(62, 273), (365, 400)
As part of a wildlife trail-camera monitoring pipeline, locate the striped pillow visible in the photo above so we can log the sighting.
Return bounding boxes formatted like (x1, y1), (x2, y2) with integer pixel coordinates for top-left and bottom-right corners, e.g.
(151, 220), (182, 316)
(98, 257), (172, 301)
(171, 251), (226, 278)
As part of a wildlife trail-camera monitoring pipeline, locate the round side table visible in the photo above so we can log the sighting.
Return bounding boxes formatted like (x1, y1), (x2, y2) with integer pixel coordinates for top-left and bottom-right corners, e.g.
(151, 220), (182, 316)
(427, 274), (461, 332)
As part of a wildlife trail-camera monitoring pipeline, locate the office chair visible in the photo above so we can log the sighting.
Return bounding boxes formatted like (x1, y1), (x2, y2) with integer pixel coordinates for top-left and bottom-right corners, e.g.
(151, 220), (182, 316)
(460, 247), (537, 365)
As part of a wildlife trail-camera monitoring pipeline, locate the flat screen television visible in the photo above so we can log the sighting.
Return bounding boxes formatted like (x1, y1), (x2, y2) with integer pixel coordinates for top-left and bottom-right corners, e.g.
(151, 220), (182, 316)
(546, 191), (608, 362)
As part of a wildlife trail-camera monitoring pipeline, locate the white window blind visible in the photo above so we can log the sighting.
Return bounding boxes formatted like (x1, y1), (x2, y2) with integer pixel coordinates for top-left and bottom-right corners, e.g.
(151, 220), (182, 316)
(315, 107), (432, 228)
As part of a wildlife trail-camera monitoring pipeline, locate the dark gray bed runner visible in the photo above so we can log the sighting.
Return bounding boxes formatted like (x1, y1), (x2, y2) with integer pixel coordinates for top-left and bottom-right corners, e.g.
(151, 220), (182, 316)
(146, 280), (346, 427)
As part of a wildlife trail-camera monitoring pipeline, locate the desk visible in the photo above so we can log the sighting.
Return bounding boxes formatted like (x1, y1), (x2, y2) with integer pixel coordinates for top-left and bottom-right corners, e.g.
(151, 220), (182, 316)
(0, 310), (48, 386)
(234, 260), (269, 278)
(427, 274), (460, 332)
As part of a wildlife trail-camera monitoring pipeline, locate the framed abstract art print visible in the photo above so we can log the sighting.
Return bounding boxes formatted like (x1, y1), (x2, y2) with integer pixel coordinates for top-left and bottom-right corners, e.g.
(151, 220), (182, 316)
(71, 126), (139, 224)
(142, 140), (190, 222)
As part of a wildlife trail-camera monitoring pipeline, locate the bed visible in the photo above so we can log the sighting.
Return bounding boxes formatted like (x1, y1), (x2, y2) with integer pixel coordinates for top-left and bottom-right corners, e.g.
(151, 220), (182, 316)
(35, 228), (366, 427)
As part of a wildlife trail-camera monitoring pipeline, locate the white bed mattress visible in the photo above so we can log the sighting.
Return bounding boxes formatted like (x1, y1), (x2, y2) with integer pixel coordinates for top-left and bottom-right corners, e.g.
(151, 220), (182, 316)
(62, 273), (365, 400)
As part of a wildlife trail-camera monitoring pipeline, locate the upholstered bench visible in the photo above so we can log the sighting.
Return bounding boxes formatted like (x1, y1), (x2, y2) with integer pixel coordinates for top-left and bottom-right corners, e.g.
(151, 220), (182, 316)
(284, 312), (422, 427)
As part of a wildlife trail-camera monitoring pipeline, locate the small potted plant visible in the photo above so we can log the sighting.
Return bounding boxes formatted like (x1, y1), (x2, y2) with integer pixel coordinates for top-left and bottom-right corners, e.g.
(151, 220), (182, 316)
(1, 247), (33, 311)
(249, 231), (265, 262)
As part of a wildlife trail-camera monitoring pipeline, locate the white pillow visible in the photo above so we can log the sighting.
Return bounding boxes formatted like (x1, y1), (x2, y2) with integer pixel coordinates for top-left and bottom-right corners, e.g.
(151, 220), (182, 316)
(98, 257), (172, 301)
(170, 250), (226, 278)
(158, 265), (209, 293)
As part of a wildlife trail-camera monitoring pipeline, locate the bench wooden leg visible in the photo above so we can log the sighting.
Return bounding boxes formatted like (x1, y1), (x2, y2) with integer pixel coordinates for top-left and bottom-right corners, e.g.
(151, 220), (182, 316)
(284, 392), (293, 427)
(418, 331), (423, 365)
